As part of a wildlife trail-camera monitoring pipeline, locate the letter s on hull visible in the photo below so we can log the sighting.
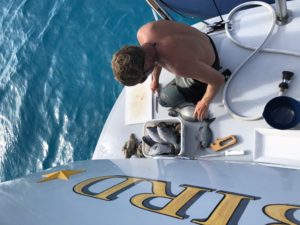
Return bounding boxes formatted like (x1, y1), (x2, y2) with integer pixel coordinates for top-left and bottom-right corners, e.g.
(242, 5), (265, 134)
(263, 204), (300, 225)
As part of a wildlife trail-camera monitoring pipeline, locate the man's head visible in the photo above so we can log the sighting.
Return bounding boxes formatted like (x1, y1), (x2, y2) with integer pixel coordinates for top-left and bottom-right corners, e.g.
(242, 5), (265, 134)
(112, 46), (147, 86)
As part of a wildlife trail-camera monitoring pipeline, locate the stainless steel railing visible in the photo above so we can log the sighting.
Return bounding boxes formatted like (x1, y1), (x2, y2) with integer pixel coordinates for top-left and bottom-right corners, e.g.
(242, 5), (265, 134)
(146, 0), (173, 20)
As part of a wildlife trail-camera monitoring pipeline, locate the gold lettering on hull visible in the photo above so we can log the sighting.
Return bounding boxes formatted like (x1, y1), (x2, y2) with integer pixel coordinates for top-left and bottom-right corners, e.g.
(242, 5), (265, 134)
(130, 182), (213, 219)
(191, 191), (257, 225)
(72, 175), (299, 224)
(263, 204), (300, 225)
(73, 175), (143, 200)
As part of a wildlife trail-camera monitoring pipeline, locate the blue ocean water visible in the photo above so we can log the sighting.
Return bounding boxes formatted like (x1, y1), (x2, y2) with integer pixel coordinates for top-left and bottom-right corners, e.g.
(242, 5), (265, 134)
(0, 0), (157, 182)
(0, 0), (201, 182)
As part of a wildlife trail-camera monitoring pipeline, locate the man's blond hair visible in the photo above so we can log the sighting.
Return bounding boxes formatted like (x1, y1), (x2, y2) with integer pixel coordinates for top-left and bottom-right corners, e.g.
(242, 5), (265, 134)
(111, 46), (145, 86)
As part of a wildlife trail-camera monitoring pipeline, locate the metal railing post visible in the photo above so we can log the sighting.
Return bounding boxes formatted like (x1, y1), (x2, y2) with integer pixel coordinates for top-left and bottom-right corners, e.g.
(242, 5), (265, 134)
(275, 0), (290, 25)
(146, 0), (174, 20)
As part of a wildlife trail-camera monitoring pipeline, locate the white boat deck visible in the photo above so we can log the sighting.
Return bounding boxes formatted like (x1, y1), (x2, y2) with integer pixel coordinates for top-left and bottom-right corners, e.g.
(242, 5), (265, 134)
(2, 2), (300, 225)
(93, 1), (300, 169)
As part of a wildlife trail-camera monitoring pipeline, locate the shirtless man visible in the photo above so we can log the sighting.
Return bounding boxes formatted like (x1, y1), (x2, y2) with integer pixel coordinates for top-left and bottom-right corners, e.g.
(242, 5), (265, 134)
(111, 20), (224, 120)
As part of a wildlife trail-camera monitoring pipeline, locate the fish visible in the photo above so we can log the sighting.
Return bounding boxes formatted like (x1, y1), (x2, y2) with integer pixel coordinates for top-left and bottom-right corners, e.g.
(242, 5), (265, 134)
(157, 122), (179, 150)
(146, 126), (164, 143)
(122, 133), (139, 158)
(199, 117), (216, 149)
(142, 135), (156, 147)
(148, 143), (174, 156)
(168, 103), (198, 122)
(144, 122), (182, 156)
(174, 123), (181, 135)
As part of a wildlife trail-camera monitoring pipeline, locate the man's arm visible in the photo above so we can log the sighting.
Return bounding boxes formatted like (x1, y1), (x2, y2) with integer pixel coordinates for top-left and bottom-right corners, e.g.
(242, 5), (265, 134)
(195, 63), (224, 120)
(177, 60), (224, 120)
(150, 65), (162, 92)
(194, 82), (222, 120)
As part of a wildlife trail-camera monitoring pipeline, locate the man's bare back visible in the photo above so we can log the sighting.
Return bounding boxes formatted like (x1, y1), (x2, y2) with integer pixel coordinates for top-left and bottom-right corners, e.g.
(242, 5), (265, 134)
(137, 20), (224, 120)
(138, 21), (214, 74)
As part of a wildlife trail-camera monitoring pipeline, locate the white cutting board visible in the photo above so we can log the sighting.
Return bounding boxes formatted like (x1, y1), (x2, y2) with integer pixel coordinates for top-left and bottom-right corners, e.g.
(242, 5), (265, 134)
(125, 77), (153, 125)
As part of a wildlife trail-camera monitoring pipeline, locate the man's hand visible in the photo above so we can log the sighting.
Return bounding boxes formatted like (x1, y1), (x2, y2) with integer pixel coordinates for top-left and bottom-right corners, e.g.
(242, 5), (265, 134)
(194, 99), (209, 121)
(150, 79), (159, 93)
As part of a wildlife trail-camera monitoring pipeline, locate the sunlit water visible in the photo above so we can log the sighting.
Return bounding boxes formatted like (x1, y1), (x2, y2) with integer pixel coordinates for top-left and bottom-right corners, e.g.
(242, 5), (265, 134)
(0, 0), (201, 182)
(0, 0), (155, 182)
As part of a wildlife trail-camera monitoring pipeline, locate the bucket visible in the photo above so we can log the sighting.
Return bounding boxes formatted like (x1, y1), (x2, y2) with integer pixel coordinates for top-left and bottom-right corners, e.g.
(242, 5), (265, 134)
(263, 96), (300, 130)
(142, 118), (185, 158)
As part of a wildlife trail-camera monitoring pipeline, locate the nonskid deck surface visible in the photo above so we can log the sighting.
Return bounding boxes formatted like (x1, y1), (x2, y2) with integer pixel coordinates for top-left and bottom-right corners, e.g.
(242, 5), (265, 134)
(94, 1), (300, 168)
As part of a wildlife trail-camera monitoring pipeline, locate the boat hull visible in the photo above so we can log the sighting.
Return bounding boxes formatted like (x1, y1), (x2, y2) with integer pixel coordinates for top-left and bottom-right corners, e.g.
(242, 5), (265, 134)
(0, 159), (299, 224)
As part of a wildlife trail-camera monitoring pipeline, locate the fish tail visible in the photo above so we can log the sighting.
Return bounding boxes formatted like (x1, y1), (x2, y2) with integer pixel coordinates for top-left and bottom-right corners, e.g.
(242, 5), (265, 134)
(142, 135), (156, 147)
(168, 109), (178, 117)
(205, 117), (216, 124)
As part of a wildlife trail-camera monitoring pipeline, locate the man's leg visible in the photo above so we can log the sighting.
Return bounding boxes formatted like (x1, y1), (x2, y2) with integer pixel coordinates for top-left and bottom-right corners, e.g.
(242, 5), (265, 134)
(159, 80), (186, 107)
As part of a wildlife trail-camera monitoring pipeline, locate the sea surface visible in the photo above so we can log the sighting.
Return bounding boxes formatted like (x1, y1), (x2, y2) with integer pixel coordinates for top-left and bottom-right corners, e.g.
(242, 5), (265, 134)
(0, 0), (198, 182)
